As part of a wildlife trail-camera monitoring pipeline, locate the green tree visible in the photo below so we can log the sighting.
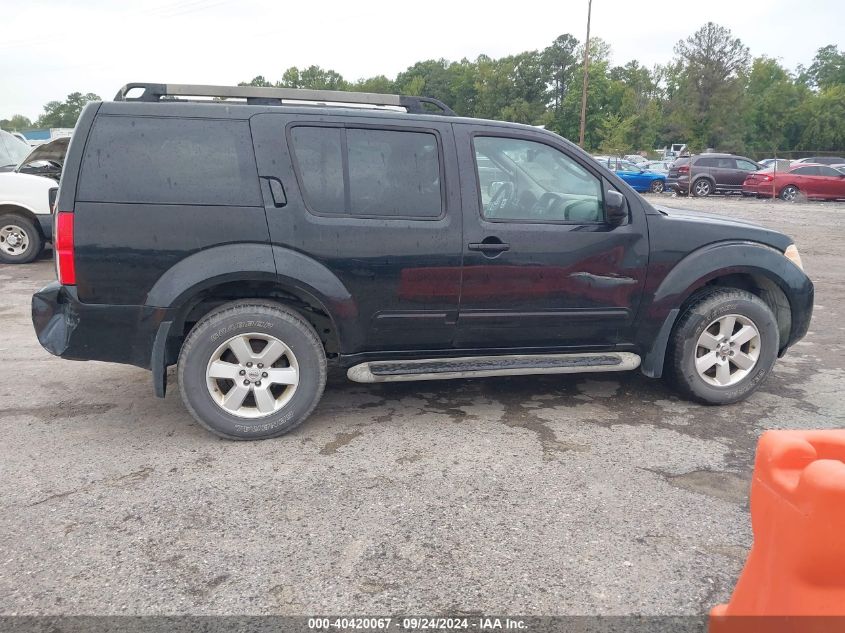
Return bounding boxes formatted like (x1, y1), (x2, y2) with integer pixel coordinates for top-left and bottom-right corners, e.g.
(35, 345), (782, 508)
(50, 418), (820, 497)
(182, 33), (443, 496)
(805, 45), (845, 90)
(35, 92), (101, 128)
(743, 57), (807, 153)
(239, 76), (273, 87)
(0, 114), (33, 131)
(667, 22), (750, 150)
(541, 34), (580, 111)
(351, 75), (396, 94)
(279, 66), (347, 90)
(798, 85), (845, 150)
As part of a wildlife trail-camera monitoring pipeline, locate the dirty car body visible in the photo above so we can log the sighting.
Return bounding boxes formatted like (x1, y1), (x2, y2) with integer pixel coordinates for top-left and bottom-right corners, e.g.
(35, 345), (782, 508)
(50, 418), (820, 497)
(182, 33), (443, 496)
(31, 83), (814, 440)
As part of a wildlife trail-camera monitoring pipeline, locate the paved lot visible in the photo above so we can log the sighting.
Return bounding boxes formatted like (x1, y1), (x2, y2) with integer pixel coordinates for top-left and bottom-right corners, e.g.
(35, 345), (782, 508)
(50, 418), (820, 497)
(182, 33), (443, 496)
(1, 196), (843, 616)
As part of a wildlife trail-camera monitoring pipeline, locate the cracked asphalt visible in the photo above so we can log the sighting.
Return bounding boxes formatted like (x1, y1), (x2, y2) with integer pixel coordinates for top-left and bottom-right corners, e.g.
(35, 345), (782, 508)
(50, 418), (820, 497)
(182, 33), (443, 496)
(1, 196), (843, 616)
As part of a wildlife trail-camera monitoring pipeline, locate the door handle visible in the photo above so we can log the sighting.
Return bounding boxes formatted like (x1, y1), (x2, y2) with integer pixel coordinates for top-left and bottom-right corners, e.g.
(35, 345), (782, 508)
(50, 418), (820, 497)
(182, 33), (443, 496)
(468, 241), (510, 253)
(260, 176), (287, 208)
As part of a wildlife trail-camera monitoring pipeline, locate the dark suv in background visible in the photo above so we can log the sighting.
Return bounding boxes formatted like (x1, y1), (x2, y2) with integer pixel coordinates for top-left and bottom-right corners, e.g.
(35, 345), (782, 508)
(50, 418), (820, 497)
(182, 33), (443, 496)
(668, 153), (762, 196)
(31, 83), (813, 440)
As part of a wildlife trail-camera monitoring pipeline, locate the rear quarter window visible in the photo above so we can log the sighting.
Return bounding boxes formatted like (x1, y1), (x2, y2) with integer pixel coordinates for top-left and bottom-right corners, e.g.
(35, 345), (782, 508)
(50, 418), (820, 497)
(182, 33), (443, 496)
(78, 115), (260, 206)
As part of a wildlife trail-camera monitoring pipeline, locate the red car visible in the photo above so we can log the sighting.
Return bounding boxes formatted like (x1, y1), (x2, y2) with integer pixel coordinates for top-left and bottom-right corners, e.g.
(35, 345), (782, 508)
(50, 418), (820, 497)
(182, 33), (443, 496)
(743, 163), (845, 201)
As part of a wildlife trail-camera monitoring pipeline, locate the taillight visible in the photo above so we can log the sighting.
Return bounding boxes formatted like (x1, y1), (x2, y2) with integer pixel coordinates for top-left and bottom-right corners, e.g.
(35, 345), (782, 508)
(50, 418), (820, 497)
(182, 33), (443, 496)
(760, 175), (773, 182)
(55, 212), (76, 285)
(678, 165), (690, 174)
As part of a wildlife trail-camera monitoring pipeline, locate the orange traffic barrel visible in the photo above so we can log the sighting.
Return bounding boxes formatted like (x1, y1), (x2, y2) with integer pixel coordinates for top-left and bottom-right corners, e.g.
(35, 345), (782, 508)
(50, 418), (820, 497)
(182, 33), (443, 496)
(710, 430), (845, 633)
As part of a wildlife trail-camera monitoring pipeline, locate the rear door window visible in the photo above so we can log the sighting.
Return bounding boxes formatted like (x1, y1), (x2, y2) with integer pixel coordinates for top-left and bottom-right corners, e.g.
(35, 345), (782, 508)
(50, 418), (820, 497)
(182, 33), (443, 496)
(347, 129), (441, 218)
(736, 159), (758, 171)
(289, 125), (443, 219)
(792, 166), (819, 176)
(78, 115), (261, 206)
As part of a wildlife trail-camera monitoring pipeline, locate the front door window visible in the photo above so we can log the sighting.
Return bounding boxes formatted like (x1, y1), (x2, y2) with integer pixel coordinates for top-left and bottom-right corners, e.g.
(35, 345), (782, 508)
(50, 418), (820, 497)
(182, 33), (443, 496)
(473, 136), (604, 223)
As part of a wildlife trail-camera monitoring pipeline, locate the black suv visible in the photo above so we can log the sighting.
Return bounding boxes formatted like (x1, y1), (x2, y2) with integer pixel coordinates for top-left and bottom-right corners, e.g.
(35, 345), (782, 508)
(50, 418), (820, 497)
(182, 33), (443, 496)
(31, 83), (814, 440)
(667, 153), (762, 196)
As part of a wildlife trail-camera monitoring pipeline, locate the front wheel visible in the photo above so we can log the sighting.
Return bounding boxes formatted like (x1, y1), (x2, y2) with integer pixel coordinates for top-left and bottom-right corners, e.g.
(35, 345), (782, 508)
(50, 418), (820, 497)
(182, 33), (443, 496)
(650, 179), (666, 194)
(177, 301), (327, 440)
(666, 289), (779, 405)
(0, 214), (43, 264)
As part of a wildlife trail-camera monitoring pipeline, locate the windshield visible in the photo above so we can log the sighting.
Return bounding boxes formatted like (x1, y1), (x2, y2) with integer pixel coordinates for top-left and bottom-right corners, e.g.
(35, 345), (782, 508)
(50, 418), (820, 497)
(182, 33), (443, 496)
(0, 130), (31, 167)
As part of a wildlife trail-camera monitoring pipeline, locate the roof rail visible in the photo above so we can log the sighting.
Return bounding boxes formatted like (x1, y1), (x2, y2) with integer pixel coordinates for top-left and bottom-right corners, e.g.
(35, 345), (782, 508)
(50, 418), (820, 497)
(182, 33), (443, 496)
(113, 83), (457, 116)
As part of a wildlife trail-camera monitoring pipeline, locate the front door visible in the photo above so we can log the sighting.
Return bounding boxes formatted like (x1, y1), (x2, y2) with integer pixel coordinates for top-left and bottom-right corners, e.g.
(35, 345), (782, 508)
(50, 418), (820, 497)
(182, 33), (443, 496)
(250, 113), (463, 353)
(453, 125), (649, 350)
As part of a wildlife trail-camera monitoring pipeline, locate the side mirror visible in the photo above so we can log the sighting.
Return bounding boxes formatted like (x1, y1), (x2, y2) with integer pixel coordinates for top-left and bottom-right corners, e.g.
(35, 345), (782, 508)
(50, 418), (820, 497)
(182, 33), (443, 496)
(605, 190), (628, 226)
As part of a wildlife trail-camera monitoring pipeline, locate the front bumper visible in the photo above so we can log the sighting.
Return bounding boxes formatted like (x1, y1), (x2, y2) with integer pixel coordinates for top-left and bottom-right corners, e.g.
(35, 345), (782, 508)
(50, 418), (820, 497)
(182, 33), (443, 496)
(32, 282), (169, 369)
(784, 273), (814, 354)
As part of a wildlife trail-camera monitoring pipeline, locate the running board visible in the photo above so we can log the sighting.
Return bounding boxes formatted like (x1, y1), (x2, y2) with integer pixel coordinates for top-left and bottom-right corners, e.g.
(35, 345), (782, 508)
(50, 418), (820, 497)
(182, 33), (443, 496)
(347, 352), (641, 383)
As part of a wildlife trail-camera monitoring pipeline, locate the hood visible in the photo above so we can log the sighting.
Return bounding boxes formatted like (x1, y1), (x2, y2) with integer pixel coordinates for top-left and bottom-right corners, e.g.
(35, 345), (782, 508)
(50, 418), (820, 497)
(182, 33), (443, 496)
(649, 204), (792, 251)
(17, 136), (70, 169)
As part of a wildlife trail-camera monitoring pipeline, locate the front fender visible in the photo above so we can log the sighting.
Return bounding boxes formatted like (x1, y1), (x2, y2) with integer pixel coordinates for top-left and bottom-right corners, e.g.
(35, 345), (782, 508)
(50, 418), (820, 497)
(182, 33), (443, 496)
(638, 241), (813, 377)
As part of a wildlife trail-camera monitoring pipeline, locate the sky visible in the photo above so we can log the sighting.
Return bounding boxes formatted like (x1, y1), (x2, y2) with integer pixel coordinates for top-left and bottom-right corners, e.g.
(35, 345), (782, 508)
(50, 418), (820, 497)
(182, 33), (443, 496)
(1, 0), (843, 121)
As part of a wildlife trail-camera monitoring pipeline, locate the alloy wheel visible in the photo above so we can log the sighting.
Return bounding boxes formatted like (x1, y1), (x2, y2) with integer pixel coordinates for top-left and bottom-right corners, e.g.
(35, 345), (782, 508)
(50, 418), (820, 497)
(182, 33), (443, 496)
(693, 180), (711, 197)
(694, 314), (761, 387)
(205, 333), (299, 418)
(781, 186), (799, 202)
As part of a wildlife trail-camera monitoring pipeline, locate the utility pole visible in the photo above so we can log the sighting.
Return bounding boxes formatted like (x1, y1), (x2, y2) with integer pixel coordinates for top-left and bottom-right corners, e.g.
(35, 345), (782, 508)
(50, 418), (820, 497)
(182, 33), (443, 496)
(578, 0), (592, 148)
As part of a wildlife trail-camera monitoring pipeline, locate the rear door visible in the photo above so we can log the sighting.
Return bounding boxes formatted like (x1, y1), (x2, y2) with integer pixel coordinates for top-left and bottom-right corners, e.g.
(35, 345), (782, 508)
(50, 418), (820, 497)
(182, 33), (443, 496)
(453, 124), (649, 350)
(250, 113), (463, 353)
(816, 166), (845, 199)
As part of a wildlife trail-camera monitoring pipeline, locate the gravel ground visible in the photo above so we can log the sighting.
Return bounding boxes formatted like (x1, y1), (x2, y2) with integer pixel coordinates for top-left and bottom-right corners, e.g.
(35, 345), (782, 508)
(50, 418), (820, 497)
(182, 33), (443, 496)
(1, 195), (842, 616)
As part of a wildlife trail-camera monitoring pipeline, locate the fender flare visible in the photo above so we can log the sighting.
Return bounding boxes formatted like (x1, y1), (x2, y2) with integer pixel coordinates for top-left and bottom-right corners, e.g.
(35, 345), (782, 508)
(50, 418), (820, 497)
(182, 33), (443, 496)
(145, 242), (360, 354)
(639, 241), (805, 378)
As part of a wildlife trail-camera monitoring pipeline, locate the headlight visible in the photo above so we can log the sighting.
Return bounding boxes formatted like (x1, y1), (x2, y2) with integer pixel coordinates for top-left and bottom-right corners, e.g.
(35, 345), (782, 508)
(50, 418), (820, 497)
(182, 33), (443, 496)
(784, 244), (803, 271)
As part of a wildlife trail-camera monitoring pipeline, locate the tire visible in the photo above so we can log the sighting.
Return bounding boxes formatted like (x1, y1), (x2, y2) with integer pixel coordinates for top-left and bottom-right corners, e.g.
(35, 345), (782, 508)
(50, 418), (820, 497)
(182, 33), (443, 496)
(691, 178), (712, 197)
(650, 179), (666, 194)
(0, 214), (43, 264)
(780, 185), (800, 202)
(666, 288), (779, 405)
(177, 300), (327, 440)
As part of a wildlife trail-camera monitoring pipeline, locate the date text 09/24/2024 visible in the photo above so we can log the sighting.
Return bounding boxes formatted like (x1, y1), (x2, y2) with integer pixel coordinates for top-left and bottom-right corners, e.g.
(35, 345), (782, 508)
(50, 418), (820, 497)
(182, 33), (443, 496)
(308, 617), (527, 630)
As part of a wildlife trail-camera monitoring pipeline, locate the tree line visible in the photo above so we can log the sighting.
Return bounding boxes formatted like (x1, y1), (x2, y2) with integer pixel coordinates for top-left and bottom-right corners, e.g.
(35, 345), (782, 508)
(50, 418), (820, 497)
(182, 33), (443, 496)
(239, 22), (844, 156)
(4, 22), (844, 157)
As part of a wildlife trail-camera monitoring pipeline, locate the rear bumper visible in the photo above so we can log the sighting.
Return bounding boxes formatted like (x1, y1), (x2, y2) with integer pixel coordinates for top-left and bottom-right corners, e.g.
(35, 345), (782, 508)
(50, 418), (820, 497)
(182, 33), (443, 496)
(742, 183), (775, 197)
(666, 175), (688, 193)
(31, 282), (169, 369)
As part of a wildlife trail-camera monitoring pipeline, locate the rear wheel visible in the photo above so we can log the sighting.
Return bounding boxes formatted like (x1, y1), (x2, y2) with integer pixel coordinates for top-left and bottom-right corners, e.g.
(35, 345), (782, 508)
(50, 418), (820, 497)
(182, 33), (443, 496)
(780, 185), (800, 202)
(650, 179), (665, 194)
(692, 178), (712, 197)
(0, 214), (42, 264)
(177, 301), (327, 440)
(666, 289), (779, 405)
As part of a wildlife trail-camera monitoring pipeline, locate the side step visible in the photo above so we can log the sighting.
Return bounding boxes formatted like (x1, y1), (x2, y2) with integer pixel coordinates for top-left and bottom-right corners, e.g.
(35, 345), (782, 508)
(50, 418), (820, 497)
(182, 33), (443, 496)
(347, 352), (641, 383)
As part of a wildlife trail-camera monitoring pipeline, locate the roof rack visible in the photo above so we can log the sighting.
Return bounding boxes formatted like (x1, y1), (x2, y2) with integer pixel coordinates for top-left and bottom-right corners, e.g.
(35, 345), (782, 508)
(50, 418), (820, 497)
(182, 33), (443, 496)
(113, 83), (456, 116)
